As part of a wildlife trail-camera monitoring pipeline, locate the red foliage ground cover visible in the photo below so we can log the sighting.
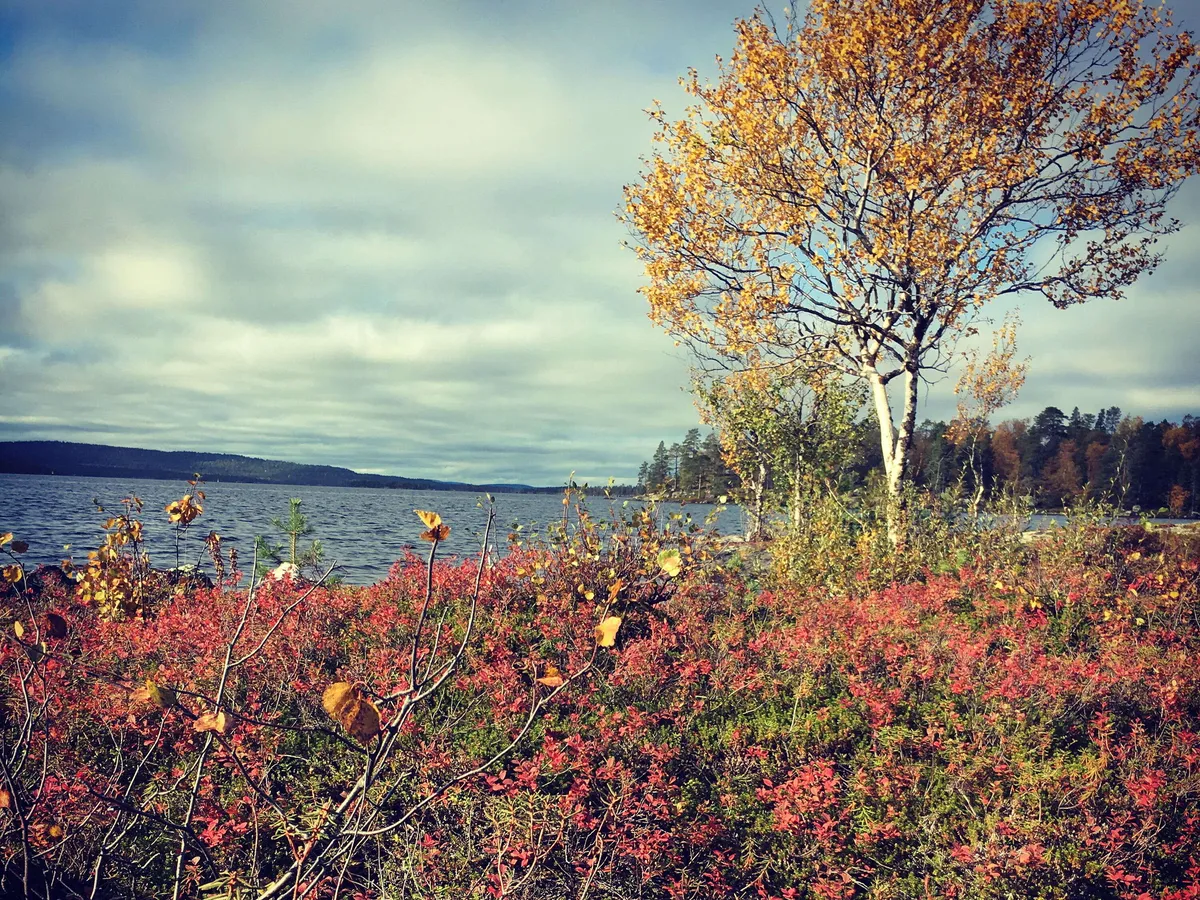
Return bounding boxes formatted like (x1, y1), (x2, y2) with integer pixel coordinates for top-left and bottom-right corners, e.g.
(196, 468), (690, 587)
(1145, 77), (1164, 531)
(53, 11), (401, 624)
(2, 519), (1199, 899)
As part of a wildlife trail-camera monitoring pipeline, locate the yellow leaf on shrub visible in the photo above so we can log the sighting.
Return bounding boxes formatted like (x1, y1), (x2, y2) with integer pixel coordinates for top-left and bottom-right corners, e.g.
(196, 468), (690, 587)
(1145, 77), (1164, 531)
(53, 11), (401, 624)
(323, 682), (356, 718)
(415, 509), (442, 529)
(657, 549), (682, 577)
(12, 621), (24, 639)
(2, 565), (22, 583)
(595, 616), (622, 648)
(0, 532), (11, 547)
(536, 664), (564, 688)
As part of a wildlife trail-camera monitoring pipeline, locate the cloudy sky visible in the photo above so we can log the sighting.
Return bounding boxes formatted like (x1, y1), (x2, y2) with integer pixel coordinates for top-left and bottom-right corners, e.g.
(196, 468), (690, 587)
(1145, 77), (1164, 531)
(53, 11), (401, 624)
(1, 0), (1198, 486)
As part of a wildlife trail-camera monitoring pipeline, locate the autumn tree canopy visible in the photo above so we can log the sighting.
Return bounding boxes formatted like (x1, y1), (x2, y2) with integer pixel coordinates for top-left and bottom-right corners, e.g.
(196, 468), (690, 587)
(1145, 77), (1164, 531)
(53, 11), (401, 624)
(624, 0), (1200, 529)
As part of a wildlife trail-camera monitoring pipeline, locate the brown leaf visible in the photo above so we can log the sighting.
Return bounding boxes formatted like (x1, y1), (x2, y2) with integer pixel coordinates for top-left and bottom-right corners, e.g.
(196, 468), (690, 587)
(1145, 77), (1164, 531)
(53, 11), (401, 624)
(343, 697), (381, 743)
(10, 541), (28, 555)
(0, 788), (11, 809)
(419, 524), (451, 543)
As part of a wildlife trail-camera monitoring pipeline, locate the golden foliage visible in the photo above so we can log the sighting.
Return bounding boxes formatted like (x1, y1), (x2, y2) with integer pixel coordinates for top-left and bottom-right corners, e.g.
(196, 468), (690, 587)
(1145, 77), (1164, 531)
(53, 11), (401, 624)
(947, 314), (1029, 446)
(624, 0), (1199, 497)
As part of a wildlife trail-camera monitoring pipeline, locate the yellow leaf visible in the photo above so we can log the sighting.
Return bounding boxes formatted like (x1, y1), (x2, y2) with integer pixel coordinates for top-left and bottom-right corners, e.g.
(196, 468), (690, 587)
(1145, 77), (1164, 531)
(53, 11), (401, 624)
(595, 616), (622, 648)
(13, 621), (24, 639)
(2, 565), (22, 583)
(415, 510), (442, 529)
(0, 532), (11, 547)
(323, 682), (356, 719)
(657, 549), (682, 577)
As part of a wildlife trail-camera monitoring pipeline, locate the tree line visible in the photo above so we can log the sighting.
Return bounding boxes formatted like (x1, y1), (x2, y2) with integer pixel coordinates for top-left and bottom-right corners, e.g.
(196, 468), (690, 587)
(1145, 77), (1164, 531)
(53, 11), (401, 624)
(639, 405), (1200, 518)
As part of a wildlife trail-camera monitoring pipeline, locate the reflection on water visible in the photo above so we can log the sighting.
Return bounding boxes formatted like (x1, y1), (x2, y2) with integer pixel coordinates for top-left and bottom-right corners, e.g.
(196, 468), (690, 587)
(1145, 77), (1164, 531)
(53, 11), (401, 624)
(0, 473), (741, 585)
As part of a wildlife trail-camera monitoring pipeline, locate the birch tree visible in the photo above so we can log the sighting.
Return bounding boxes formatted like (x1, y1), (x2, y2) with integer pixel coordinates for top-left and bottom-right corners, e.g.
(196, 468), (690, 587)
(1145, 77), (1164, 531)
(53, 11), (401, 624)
(624, 0), (1200, 540)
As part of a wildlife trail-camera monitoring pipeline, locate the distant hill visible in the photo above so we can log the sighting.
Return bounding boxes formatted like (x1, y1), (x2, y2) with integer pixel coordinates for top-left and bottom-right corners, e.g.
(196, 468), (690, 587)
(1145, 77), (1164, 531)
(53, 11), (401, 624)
(0, 441), (556, 493)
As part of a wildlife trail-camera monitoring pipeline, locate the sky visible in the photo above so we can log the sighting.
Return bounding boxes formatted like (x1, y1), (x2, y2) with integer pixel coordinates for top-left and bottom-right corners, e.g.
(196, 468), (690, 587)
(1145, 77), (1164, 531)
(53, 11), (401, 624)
(1, 0), (1198, 487)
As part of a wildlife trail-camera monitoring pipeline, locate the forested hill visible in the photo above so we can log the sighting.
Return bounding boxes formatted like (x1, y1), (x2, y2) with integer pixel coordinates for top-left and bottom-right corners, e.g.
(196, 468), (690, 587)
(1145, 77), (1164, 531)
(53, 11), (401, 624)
(0, 441), (552, 493)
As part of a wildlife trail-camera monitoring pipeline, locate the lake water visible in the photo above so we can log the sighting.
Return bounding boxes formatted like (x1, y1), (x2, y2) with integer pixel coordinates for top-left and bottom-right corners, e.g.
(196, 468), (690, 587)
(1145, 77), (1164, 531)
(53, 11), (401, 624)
(0, 473), (740, 584)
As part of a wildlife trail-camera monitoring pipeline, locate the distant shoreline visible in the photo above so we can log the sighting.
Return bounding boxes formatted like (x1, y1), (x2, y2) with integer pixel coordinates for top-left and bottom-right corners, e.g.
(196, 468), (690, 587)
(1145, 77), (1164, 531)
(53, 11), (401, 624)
(0, 440), (638, 496)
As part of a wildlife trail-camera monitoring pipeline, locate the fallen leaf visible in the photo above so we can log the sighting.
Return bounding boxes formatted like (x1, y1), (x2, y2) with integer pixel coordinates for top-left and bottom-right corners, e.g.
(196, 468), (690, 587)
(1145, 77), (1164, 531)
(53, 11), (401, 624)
(536, 664), (564, 688)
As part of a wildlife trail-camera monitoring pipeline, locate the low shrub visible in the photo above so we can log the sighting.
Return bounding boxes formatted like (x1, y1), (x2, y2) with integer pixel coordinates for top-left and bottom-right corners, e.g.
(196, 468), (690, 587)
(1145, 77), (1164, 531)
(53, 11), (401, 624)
(1, 498), (1198, 899)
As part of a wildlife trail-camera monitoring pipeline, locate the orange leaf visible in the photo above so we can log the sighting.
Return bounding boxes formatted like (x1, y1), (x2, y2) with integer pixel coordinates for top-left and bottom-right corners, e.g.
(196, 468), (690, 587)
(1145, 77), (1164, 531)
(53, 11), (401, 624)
(536, 664), (564, 688)
(322, 681), (381, 743)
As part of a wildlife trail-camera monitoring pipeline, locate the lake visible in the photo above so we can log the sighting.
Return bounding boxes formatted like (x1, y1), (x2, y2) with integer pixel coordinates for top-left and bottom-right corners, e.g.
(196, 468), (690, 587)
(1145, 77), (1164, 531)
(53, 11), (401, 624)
(0, 473), (741, 584)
